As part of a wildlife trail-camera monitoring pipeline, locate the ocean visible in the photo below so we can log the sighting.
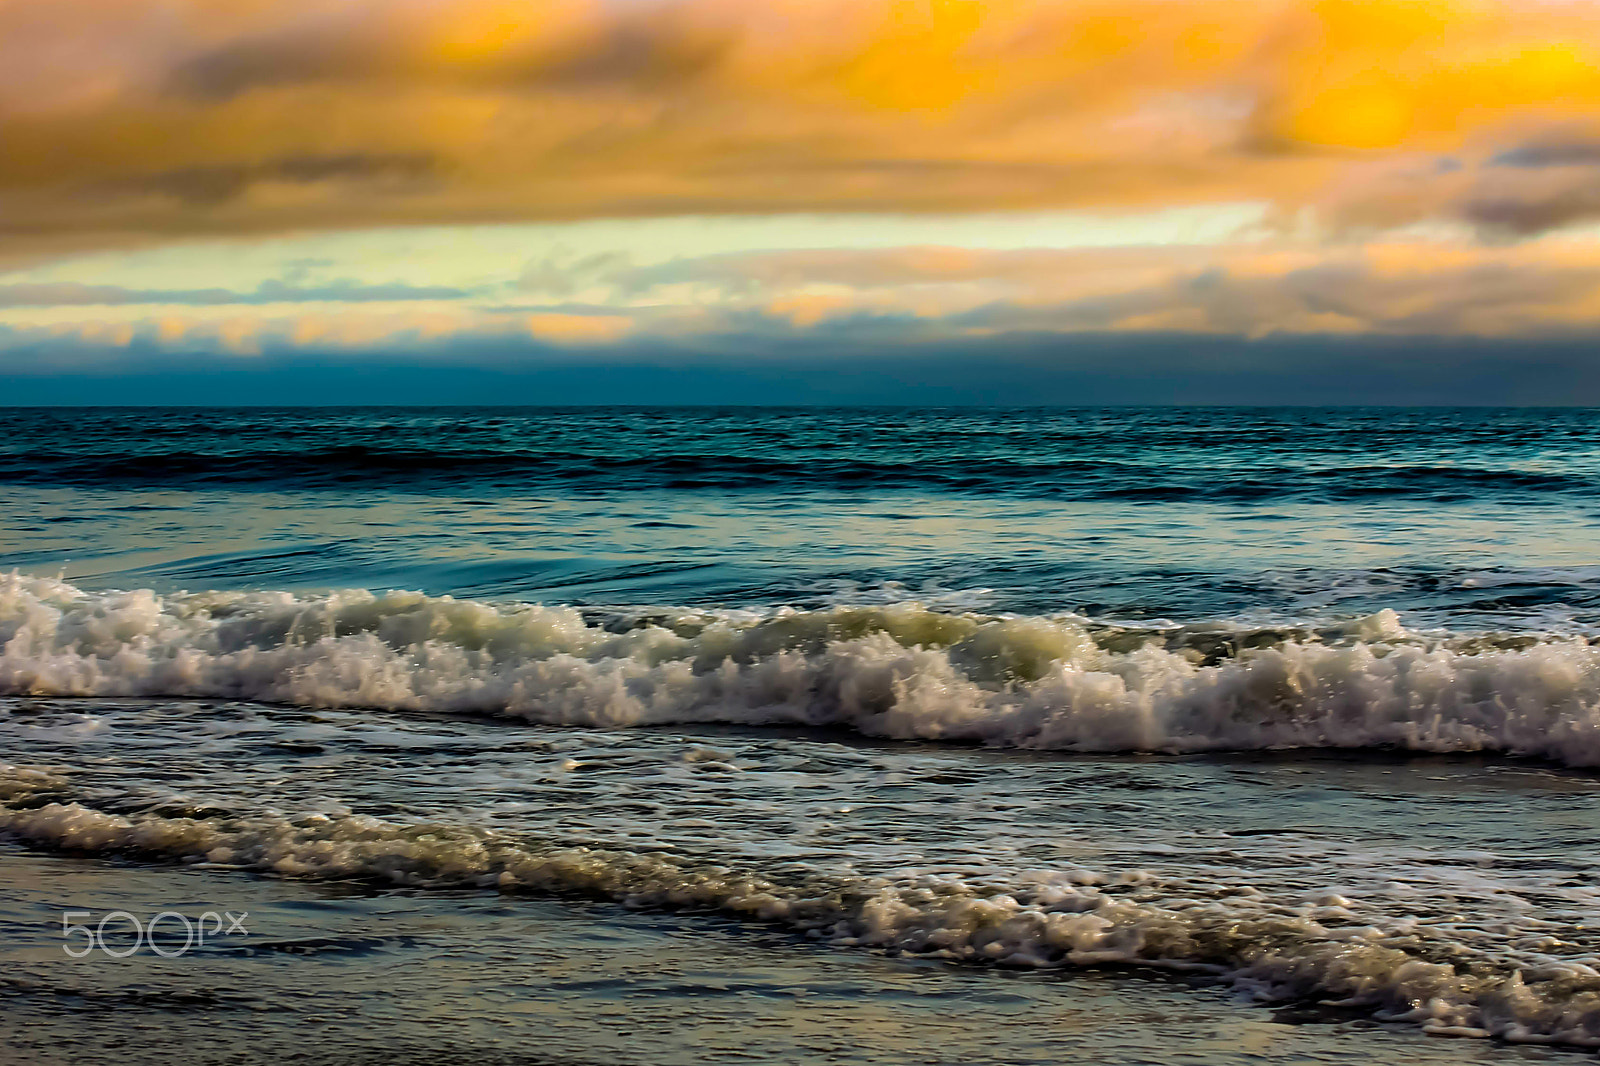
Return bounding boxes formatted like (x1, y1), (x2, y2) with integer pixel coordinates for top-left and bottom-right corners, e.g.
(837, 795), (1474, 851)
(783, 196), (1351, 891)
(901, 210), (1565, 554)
(1, 405), (1598, 1064)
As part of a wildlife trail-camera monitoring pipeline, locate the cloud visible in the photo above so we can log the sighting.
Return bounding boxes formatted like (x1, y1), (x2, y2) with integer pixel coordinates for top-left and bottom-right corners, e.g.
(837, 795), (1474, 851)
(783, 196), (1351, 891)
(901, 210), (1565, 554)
(527, 238), (1600, 338)
(14, 235), (1600, 356)
(517, 249), (635, 299)
(614, 237), (1600, 338)
(0, 278), (469, 307)
(1310, 134), (1600, 237)
(8, 0), (1600, 250)
(1494, 141), (1600, 169)
(110, 152), (440, 207)
(522, 312), (634, 343)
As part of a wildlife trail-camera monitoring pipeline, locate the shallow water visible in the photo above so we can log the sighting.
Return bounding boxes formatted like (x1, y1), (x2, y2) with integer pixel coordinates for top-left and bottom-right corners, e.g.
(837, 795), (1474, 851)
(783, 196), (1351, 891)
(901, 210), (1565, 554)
(2, 848), (1593, 1066)
(3, 406), (1599, 1061)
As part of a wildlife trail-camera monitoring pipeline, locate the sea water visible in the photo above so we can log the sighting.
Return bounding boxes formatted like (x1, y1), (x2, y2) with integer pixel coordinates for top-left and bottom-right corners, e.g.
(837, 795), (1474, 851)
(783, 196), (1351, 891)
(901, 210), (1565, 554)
(1, 406), (1598, 1063)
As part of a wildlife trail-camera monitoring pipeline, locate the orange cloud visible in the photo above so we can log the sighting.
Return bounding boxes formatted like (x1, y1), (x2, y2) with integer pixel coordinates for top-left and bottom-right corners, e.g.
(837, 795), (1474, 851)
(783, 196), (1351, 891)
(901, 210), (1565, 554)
(6, 0), (1600, 252)
(523, 312), (633, 343)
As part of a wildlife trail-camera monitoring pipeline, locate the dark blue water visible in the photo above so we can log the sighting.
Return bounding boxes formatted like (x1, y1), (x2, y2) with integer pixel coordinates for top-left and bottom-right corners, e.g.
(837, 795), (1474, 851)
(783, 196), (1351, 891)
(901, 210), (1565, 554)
(4, 406), (1593, 500)
(4, 406), (1599, 628)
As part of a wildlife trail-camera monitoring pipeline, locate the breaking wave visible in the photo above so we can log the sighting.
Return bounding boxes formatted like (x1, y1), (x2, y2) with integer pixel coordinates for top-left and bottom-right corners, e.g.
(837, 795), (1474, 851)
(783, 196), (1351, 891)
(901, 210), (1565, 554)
(5, 574), (1600, 766)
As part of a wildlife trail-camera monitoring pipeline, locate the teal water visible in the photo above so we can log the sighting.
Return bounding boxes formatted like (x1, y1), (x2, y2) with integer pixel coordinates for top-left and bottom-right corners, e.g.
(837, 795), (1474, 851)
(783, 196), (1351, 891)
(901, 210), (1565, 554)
(2, 407), (1599, 1062)
(7, 406), (1600, 629)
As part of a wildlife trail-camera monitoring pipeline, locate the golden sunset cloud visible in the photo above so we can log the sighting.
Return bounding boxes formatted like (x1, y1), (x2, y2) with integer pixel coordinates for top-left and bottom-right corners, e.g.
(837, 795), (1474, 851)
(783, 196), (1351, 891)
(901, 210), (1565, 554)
(6, 0), (1600, 251)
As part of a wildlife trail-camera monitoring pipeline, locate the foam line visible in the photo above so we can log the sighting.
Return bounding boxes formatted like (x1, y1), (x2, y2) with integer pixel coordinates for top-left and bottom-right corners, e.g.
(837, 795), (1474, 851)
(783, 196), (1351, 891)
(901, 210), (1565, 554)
(5, 574), (1600, 765)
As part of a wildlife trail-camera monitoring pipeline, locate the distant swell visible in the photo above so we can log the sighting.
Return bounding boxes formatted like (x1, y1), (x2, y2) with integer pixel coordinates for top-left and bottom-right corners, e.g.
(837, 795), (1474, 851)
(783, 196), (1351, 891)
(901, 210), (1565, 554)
(2, 766), (1597, 1048)
(5, 574), (1600, 767)
(0, 449), (1590, 501)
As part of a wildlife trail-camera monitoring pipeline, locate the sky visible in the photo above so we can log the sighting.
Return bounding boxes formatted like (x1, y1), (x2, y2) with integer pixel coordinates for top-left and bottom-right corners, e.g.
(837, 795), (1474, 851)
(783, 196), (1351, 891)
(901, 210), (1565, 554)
(8, 0), (1600, 403)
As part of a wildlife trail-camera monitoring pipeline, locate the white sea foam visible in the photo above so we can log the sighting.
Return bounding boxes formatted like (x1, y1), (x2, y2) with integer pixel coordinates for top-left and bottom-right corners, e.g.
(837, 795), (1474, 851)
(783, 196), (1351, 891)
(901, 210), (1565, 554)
(5, 573), (1600, 765)
(1, 765), (1596, 1048)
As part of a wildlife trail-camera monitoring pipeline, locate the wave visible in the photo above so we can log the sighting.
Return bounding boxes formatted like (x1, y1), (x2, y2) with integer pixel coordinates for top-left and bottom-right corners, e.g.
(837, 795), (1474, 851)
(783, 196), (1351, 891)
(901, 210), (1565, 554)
(0, 448), (1591, 501)
(5, 574), (1600, 766)
(1, 765), (1595, 1047)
